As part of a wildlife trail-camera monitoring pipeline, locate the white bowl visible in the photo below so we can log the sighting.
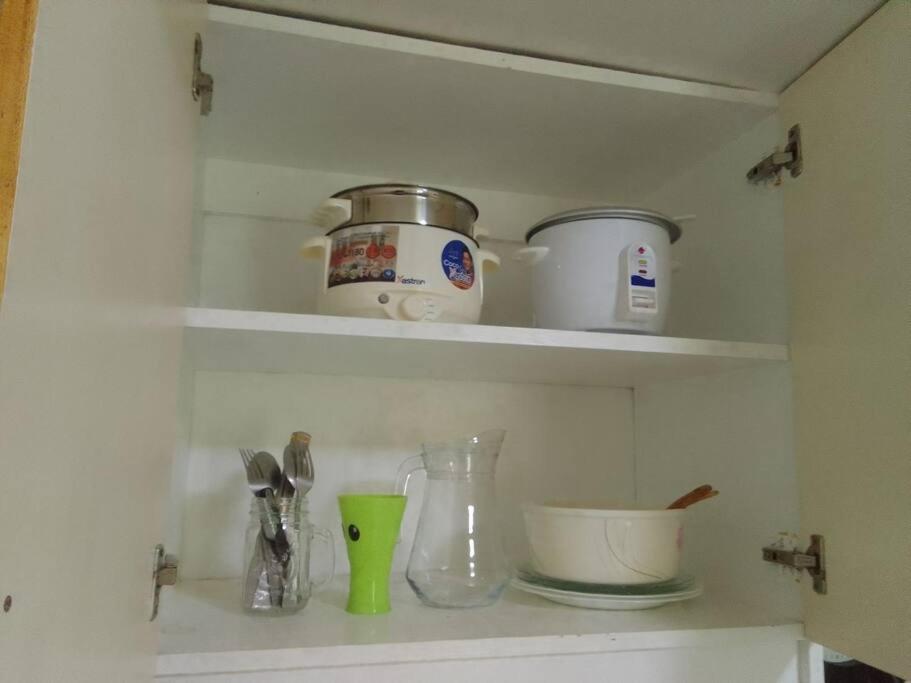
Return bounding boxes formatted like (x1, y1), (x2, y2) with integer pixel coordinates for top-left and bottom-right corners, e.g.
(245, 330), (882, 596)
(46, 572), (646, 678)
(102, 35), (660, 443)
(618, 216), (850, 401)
(523, 504), (685, 584)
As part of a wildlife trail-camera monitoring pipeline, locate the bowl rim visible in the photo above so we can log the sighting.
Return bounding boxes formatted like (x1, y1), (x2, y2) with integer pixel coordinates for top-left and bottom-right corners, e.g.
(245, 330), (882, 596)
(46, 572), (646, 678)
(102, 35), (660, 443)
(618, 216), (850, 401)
(523, 502), (687, 518)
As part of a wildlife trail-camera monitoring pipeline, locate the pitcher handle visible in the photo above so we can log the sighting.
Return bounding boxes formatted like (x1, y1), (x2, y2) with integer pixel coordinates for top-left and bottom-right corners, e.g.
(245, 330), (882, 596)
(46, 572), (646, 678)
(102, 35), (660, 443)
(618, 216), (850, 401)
(395, 455), (425, 542)
(395, 454), (425, 496)
(310, 526), (336, 591)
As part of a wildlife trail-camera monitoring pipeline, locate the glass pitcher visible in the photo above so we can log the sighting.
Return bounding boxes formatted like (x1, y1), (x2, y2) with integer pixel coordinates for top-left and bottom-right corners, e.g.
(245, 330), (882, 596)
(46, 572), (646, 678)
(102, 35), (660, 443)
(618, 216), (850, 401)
(395, 429), (509, 608)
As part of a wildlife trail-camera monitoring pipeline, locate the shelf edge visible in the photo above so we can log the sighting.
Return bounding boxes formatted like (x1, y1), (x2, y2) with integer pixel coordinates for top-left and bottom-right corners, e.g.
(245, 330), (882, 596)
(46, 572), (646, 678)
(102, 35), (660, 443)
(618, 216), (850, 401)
(183, 308), (790, 362)
(157, 623), (804, 677)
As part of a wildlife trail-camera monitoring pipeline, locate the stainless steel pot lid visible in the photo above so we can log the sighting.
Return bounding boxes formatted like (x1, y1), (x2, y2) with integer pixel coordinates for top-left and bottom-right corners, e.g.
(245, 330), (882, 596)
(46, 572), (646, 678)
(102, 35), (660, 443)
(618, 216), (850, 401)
(526, 206), (682, 244)
(330, 184), (479, 239)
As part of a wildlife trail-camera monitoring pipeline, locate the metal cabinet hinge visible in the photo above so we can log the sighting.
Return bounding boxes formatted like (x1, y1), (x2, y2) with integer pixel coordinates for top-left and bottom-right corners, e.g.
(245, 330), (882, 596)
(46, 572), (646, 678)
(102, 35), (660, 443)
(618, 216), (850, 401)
(150, 544), (179, 622)
(192, 33), (213, 116)
(762, 533), (826, 595)
(746, 124), (803, 184)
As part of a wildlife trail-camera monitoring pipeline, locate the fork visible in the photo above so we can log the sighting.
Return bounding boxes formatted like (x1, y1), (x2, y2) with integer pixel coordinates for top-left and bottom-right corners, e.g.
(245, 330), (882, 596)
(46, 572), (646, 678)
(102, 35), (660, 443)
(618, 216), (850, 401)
(240, 448), (286, 607)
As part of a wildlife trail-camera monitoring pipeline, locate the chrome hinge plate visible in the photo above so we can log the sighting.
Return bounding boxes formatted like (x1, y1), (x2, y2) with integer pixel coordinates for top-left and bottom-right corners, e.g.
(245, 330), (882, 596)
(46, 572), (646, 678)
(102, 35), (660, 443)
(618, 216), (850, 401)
(192, 33), (213, 116)
(150, 544), (179, 622)
(747, 124), (803, 184)
(762, 533), (827, 595)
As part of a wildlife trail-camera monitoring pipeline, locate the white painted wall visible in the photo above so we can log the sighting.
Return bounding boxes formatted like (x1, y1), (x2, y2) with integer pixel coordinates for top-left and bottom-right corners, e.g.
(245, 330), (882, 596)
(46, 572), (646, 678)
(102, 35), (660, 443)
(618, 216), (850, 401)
(179, 371), (635, 579)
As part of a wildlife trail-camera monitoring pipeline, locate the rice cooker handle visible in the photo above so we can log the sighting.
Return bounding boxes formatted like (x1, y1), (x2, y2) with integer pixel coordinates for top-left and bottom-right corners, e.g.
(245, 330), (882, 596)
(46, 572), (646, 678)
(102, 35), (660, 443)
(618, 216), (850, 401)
(300, 236), (333, 293)
(512, 246), (549, 266)
(477, 249), (501, 272)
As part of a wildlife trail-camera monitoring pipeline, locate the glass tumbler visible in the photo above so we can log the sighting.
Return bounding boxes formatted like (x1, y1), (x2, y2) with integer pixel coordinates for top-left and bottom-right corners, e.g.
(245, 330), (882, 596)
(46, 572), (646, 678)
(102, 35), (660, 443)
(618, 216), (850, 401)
(242, 496), (334, 614)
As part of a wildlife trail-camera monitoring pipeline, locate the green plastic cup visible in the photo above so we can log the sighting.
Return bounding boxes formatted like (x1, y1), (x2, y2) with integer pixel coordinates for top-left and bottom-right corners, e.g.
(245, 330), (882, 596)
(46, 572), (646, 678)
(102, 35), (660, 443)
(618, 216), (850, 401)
(338, 494), (407, 615)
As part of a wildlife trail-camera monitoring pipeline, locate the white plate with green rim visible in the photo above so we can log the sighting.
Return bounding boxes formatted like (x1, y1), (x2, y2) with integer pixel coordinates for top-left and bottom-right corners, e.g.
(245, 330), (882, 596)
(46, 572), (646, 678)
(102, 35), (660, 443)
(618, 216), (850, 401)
(512, 569), (703, 610)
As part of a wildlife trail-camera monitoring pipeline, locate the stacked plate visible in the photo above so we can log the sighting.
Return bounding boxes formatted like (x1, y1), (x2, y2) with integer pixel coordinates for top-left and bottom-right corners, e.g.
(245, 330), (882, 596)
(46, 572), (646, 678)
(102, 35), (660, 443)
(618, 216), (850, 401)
(512, 568), (703, 610)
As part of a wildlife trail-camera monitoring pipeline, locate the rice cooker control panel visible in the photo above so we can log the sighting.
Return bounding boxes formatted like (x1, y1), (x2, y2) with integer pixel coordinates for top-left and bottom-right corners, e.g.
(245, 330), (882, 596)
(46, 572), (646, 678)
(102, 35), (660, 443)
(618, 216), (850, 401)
(625, 243), (658, 315)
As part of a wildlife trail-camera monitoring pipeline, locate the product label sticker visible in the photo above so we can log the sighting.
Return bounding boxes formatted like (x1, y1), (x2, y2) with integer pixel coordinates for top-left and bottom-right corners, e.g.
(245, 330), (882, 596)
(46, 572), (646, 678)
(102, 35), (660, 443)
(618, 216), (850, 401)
(327, 225), (398, 288)
(628, 243), (658, 311)
(440, 239), (475, 290)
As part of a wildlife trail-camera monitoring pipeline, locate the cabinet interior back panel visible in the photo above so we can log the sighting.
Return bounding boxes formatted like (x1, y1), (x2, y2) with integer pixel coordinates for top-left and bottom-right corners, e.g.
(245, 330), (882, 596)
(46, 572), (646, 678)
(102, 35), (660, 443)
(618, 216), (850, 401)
(179, 371), (635, 579)
(195, 160), (606, 324)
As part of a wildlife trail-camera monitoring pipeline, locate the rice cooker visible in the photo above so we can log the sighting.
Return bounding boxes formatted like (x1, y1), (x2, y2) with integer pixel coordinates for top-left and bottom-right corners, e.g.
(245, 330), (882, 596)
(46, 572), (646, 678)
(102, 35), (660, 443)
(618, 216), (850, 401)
(302, 185), (500, 323)
(515, 207), (682, 334)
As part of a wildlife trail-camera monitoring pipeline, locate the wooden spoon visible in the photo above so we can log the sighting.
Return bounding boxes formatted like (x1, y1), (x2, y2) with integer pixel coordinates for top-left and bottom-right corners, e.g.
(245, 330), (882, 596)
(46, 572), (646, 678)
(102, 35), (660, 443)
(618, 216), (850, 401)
(666, 484), (719, 509)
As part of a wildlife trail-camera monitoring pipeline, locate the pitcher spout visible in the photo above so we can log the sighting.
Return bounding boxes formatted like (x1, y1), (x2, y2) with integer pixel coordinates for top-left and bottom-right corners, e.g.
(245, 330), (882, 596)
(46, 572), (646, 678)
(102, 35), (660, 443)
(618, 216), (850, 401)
(421, 428), (506, 475)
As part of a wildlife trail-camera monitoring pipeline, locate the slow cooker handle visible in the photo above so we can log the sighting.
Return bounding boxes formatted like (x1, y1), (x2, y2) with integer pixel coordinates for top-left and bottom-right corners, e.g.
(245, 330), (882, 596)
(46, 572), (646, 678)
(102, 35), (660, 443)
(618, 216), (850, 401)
(300, 236), (333, 292)
(477, 249), (501, 272)
(310, 198), (352, 229)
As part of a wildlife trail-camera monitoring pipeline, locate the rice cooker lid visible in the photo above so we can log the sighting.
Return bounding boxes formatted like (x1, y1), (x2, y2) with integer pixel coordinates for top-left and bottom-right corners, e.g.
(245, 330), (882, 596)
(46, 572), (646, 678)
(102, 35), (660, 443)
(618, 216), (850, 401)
(525, 206), (682, 244)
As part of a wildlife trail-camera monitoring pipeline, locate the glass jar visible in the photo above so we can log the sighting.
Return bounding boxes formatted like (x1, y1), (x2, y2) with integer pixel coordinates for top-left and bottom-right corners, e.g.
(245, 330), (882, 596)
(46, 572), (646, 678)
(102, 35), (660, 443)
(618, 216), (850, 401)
(242, 496), (334, 614)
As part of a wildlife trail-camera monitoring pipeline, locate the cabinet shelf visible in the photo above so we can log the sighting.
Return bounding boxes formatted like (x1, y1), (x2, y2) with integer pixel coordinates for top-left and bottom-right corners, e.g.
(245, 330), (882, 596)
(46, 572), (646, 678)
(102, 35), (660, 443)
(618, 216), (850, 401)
(183, 308), (788, 387)
(157, 577), (802, 678)
(204, 5), (777, 200)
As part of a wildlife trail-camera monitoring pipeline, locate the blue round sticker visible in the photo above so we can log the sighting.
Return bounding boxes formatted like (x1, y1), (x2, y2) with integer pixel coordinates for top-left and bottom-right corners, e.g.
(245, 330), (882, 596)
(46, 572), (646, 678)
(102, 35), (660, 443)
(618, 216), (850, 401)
(441, 240), (475, 290)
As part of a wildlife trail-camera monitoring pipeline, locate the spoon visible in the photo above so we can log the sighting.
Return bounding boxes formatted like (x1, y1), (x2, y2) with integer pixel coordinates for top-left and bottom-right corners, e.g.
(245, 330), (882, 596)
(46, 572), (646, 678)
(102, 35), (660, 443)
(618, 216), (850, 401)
(666, 484), (719, 509)
(254, 451), (283, 499)
(239, 449), (284, 537)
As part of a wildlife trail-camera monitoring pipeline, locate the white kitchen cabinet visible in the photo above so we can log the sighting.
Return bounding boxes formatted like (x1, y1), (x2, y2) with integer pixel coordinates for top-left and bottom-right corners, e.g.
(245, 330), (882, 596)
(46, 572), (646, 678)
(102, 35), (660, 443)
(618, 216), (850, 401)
(0, 2), (907, 682)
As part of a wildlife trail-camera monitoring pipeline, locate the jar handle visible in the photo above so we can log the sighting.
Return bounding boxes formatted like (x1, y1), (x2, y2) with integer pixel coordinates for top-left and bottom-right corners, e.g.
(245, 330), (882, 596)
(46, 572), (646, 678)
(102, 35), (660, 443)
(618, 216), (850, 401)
(309, 526), (336, 591)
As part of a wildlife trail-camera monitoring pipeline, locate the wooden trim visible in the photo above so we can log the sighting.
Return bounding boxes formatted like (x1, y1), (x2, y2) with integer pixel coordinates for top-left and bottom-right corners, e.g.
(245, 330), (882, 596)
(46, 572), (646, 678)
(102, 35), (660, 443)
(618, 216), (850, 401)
(0, 0), (39, 303)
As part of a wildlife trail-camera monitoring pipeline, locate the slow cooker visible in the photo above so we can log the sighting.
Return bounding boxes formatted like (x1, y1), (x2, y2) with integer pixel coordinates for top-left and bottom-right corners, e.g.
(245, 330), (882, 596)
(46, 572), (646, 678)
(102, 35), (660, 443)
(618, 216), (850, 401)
(515, 207), (682, 334)
(303, 185), (500, 323)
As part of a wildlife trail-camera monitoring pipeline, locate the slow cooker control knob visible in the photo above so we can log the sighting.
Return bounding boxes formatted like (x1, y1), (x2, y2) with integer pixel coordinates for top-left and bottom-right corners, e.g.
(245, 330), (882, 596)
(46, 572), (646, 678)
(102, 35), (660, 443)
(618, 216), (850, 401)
(400, 295), (430, 321)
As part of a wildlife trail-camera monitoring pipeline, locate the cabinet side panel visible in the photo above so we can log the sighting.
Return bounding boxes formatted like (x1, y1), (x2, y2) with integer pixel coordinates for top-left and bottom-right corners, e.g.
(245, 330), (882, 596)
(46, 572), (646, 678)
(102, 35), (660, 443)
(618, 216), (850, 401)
(634, 365), (800, 620)
(639, 113), (788, 344)
(780, 1), (911, 676)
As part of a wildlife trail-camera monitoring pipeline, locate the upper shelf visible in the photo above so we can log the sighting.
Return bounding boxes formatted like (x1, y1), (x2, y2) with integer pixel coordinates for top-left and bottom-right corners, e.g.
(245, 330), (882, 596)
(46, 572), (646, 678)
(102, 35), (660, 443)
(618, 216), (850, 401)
(203, 5), (778, 199)
(184, 308), (788, 387)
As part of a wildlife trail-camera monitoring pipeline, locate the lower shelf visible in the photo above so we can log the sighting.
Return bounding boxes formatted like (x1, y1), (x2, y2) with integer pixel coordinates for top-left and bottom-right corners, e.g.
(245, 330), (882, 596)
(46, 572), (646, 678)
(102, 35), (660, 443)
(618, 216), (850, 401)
(157, 576), (803, 678)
